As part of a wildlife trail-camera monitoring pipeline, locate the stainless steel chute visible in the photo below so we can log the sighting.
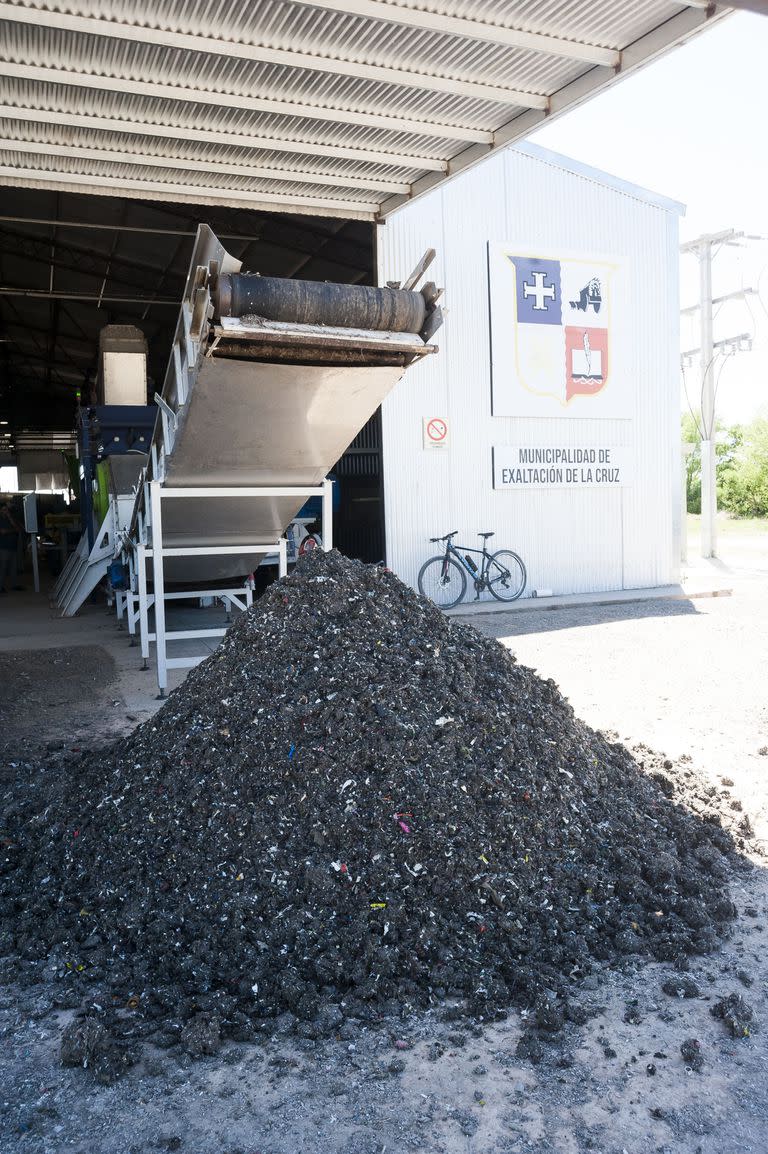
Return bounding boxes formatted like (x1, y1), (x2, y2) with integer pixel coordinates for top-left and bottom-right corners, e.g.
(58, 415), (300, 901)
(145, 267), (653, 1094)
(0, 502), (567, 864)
(121, 225), (440, 690)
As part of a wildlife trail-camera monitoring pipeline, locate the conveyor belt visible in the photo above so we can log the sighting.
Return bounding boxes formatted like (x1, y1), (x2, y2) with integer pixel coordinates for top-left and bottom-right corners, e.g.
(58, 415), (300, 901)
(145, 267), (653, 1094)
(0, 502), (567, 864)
(120, 225), (440, 691)
(131, 224), (438, 583)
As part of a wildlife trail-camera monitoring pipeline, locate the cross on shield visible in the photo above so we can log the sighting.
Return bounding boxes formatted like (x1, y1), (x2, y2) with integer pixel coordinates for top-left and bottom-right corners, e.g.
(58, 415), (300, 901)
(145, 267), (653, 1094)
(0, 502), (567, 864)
(507, 255), (612, 404)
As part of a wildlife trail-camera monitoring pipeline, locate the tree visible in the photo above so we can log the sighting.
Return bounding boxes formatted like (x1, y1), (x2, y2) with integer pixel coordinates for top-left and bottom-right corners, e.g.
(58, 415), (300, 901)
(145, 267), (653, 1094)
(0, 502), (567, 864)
(681, 412), (701, 514)
(719, 416), (768, 517)
(680, 414), (751, 515)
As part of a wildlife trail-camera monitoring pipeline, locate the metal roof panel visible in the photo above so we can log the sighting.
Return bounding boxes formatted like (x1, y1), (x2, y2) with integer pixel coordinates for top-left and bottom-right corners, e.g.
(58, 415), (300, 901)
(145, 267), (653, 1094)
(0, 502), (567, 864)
(0, 1), (732, 217)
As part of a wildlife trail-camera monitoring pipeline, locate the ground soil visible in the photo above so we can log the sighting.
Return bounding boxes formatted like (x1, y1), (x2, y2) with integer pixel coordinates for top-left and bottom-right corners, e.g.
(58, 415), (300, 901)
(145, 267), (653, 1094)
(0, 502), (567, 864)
(0, 646), (127, 761)
(1, 567), (767, 1154)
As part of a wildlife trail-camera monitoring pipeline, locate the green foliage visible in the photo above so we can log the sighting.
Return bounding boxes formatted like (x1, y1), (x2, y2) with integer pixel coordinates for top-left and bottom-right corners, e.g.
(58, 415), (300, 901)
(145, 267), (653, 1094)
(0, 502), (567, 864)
(681, 413), (701, 514)
(682, 413), (768, 518)
(719, 417), (768, 517)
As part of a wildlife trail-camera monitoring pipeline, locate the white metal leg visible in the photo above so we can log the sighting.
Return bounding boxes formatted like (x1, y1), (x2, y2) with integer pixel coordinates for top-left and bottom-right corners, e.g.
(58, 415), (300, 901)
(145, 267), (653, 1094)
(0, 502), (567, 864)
(322, 478), (333, 552)
(30, 534), (40, 594)
(126, 552), (138, 639)
(149, 481), (169, 696)
(127, 591), (138, 640)
(137, 543), (150, 669)
(148, 628), (228, 642)
(219, 592), (249, 612)
(126, 478), (332, 693)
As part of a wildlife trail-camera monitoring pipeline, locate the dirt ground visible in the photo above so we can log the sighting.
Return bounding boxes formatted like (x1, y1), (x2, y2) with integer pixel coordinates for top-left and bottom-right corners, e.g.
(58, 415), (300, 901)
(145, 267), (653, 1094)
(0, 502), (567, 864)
(2, 571), (768, 1154)
(0, 647), (132, 761)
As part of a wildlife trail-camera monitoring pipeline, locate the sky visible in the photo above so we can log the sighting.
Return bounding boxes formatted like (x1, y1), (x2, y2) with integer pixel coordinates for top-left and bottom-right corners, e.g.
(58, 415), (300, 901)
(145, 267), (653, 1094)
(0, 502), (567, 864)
(528, 9), (768, 426)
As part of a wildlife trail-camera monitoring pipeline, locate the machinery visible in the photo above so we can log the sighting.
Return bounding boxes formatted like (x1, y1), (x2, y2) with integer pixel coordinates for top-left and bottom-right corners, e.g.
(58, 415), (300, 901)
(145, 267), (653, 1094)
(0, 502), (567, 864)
(115, 225), (441, 693)
(51, 336), (154, 617)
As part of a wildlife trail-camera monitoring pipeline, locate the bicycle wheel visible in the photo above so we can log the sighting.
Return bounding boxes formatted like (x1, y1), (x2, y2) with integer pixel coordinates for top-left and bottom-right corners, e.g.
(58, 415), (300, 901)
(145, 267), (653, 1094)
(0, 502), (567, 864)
(486, 549), (526, 601)
(417, 555), (467, 609)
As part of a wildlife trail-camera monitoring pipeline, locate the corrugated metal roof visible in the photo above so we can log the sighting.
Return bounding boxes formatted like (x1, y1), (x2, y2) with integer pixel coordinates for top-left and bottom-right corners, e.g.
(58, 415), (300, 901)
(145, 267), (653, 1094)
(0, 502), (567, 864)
(0, 1), (731, 219)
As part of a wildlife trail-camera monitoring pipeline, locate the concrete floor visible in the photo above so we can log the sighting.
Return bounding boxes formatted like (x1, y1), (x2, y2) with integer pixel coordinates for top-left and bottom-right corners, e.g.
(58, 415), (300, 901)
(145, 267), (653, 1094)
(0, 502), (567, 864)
(0, 576), (236, 717)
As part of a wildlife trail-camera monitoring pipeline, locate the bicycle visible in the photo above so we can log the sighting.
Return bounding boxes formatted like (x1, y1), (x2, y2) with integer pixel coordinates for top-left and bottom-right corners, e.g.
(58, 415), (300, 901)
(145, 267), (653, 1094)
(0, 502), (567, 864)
(417, 531), (526, 609)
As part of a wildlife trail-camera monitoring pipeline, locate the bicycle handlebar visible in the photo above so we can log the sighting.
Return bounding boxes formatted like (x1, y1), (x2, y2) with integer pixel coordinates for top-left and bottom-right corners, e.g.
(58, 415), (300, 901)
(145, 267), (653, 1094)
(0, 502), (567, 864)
(429, 530), (459, 543)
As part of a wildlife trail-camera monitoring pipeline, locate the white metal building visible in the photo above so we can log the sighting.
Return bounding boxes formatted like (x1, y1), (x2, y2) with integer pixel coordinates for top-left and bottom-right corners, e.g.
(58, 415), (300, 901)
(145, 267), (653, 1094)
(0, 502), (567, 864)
(378, 142), (684, 597)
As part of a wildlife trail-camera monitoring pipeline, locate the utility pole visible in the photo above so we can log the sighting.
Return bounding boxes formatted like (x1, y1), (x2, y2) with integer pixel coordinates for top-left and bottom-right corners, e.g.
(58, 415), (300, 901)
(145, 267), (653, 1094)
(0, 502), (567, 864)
(680, 230), (753, 559)
(699, 236), (716, 559)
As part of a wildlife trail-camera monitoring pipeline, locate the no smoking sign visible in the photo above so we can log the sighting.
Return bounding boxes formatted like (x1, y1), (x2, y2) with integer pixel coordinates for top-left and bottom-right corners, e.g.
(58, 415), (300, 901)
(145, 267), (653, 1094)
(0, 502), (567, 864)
(423, 416), (450, 450)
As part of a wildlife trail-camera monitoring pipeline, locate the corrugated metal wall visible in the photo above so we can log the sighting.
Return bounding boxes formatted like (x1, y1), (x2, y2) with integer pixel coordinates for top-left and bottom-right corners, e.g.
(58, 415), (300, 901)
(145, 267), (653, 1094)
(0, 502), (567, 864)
(377, 145), (681, 597)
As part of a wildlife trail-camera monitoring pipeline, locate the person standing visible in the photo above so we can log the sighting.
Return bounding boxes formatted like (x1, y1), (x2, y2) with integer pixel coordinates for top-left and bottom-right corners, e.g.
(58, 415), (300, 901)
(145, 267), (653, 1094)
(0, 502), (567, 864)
(0, 500), (22, 593)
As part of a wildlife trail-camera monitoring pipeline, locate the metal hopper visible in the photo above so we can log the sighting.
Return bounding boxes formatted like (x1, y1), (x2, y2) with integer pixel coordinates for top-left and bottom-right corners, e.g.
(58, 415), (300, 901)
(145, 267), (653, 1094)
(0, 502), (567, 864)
(122, 225), (441, 689)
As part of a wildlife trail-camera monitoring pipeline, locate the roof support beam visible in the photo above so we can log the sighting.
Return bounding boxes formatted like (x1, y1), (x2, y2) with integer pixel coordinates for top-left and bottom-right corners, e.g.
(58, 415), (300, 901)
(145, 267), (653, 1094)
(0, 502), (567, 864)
(0, 213), (207, 238)
(0, 62), (492, 146)
(0, 287), (179, 306)
(0, 221), (176, 277)
(0, 135), (414, 195)
(1, 319), (94, 349)
(0, 6), (548, 109)
(0, 98), (447, 174)
(0, 216), (372, 280)
(292, 0), (619, 66)
(0, 226), (182, 293)
(3, 351), (83, 382)
(0, 166), (379, 220)
(377, 4), (727, 218)
(493, 7), (729, 149)
(2, 295), (90, 382)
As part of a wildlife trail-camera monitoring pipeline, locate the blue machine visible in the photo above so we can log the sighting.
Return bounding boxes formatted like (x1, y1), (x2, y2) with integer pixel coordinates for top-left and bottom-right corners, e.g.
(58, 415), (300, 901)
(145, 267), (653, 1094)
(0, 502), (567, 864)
(78, 404), (155, 549)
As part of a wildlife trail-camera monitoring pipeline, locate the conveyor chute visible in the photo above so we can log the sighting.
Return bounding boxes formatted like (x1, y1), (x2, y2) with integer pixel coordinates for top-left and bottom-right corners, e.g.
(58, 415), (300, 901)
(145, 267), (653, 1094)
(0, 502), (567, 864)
(120, 225), (441, 692)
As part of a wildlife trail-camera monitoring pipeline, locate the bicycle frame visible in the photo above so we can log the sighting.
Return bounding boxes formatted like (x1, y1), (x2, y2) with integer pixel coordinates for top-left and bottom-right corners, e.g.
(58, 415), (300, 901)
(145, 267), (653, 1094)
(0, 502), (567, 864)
(444, 541), (493, 583)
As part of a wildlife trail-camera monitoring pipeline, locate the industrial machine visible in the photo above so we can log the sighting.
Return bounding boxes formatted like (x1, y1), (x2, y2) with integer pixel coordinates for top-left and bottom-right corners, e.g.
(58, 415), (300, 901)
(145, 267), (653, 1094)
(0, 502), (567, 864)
(51, 328), (154, 617)
(116, 225), (441, 693)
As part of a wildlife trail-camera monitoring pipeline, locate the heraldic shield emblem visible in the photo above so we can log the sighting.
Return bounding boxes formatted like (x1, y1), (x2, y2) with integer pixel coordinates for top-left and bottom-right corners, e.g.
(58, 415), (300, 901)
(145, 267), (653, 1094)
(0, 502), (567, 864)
(507, 255), (613, 404)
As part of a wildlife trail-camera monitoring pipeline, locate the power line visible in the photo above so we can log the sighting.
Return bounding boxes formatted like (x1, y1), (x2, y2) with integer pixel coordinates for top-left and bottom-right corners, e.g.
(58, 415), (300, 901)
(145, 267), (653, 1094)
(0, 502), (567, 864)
(680, 361), (703, 439)
(680, 229), (757, 558)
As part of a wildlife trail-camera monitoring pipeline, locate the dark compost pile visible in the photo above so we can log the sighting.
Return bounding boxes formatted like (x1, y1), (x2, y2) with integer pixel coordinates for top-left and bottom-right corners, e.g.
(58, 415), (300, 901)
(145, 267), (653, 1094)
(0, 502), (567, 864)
(0, 551), (741, 1055)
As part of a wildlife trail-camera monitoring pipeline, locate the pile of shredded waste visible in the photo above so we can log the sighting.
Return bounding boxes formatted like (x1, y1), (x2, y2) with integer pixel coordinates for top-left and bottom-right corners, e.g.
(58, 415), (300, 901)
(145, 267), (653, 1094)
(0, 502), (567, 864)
(0, 551), (742, 1059)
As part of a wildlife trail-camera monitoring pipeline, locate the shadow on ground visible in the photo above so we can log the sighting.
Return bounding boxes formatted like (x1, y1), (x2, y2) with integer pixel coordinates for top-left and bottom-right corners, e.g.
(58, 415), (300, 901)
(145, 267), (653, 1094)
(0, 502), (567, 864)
(462, 596), (701, 638)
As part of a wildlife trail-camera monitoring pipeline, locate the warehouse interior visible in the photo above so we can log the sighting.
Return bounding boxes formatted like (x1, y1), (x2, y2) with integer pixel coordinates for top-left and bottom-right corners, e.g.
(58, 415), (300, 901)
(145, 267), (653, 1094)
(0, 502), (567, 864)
(0, 185), (389, 564)
(0, 188), (375, 430)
